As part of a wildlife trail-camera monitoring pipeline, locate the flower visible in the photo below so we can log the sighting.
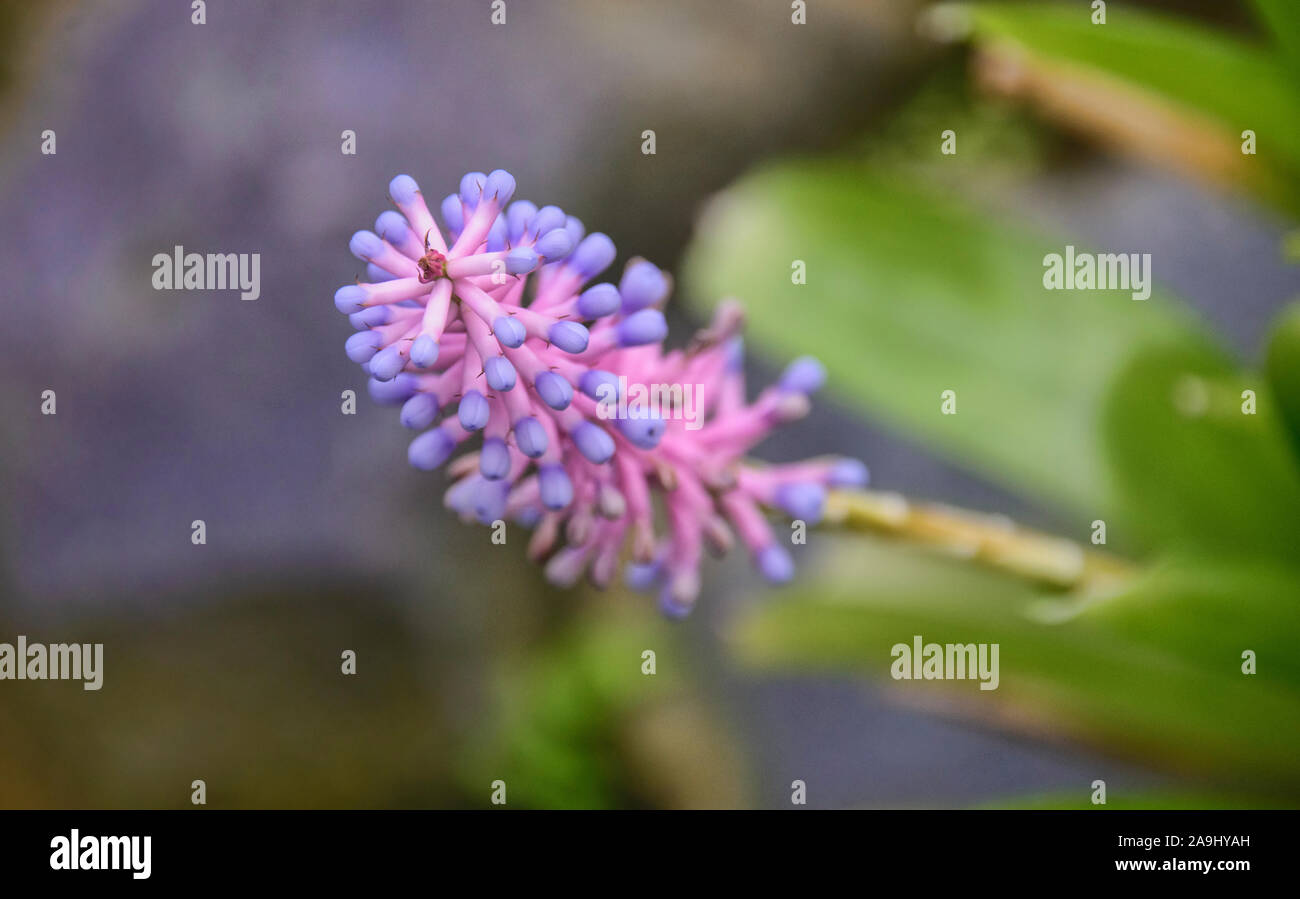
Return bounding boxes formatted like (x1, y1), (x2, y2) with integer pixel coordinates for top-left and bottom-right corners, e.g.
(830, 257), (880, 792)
(337, 171), (866, 616)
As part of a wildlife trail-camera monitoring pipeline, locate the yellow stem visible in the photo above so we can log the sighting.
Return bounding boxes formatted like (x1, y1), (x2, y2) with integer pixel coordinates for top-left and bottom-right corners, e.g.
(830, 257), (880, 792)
(823, 489), (1136, 593)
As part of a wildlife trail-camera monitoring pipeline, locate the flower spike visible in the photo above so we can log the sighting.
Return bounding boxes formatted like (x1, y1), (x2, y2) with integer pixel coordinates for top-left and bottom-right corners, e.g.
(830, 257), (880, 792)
(336, 172), (865, 616)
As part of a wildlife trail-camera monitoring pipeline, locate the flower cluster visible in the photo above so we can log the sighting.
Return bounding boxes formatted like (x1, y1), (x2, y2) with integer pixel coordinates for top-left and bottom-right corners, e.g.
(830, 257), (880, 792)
(336, 171), (866, 616)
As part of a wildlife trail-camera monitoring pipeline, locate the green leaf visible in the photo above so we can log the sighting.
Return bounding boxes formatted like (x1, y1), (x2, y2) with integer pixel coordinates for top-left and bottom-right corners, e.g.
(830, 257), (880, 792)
(1251, 0), (1300, 84)
(683, 161), (1218, 525)
(1263, 301), (1300, 461)
(730, 536), (1300, 794)
(965, 2), (1300, 177)
(457, 606), (747, 809)
(1072, 559), (1300, 689)
(460, 612), (677, 809)
(1100, 342), (1300, 561)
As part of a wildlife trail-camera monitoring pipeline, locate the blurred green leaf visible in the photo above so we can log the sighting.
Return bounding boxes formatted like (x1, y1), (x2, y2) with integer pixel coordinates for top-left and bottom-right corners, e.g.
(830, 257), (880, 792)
(1251, 0), (1300, 83)
(1263, 301), (1300, 461)
(966, 2), (1300, 173)
(1100, 342), (1300, 560)
(459, 605), (747, 809)
(1067, 558), (1300, 691)
(683, 161), (1218, 526)
(730, 536), (1300, 797)
(462, 612), (673, 809)
(857, 63), (1057, 187)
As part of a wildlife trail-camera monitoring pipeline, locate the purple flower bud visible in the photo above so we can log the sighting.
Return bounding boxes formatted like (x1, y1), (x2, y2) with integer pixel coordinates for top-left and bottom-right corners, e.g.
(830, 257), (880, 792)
(458, 389), (490, 431)
(515, 507), (542, 528)
(334, 285), (366, 313)
(529, 205), (567, 238)
(493, 315), (526, 348)
(471, 478), (510, 524)
(568, 233), (616, 278)
(375, 210), (420, 257)
(368, 374), (418, 405)
(484, 356), (517, 392)
(657, 587), (692, 620)
(779, 357), (825, 394)
(374, 210), (406, 236)
(579, 369), (620, 401)
(409, 334), (439, 369)
(349, 305), (391, 329)
(624, 561), (661, 592)
(774, 482), (827, 524)
(535, 229), (573, 260)
(562, 216), (585, 249)
(408, 428), (456, 470)
(459, 171), (487, 207)
(572, 422), (615, 464)
(514, 416), (547, 458)
(617, 416), (665, 450)
(539, 464), (574, 510)
(345, 330), (383, 363)
(505, 247), (539, 275)
(576, 283), (621, 319)
(480, 437), (511, 480)
(757, 544), (795, 583)
(619, 260), (669, 312)
(445, 477), (475, 515)
(507, 201), (538, 243)
(486, 214), (509, 252)
(441, 194), (464, 235)
(548, 320), (590, 354)
(828, 458), (869, 488)
(400, 393), (441, 430)
(349, 230), (385, 262)
(483, 169), (517, 205)
(616, 309), (667, 347)
(389, 174), (420, 207)
(370, 345), (407, 381)
(534, 371), (573, 409)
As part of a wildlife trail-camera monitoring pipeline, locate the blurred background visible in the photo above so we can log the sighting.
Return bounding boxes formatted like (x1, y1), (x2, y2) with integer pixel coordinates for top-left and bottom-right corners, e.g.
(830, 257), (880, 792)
(2, 0), (1299, 808)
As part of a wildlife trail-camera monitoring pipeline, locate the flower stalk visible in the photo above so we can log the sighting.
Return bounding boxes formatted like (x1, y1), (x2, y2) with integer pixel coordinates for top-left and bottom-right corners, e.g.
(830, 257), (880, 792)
(822, 489), (1136, 593)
